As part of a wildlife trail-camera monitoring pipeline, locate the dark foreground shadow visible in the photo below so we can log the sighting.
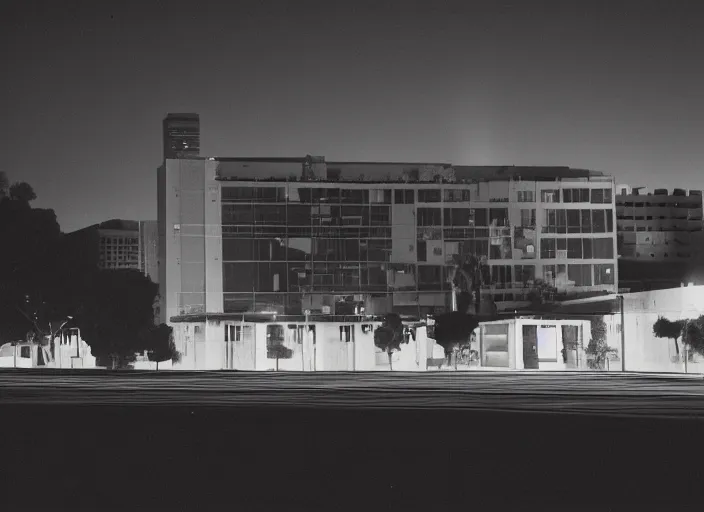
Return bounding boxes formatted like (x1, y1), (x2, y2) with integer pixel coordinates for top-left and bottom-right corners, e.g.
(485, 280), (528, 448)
(2, 404), (703, 511)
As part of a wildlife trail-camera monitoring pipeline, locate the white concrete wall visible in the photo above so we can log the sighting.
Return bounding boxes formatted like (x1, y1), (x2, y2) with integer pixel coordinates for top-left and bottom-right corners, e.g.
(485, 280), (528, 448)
(170, 321), (428, 372)
(602, 286), (704, 373)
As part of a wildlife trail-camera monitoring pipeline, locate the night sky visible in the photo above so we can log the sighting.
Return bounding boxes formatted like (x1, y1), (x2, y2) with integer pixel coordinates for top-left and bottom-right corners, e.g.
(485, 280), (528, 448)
(3, 0), (703, 232)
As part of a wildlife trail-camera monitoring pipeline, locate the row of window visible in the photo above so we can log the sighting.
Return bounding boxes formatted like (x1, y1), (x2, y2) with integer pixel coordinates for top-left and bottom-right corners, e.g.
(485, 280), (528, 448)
(221, 261), (616, 294)
(539, 238), (614, 260)
(540, 188), (613, 204)
(542, 209), (614, 233)
(221, 186), (613, 205)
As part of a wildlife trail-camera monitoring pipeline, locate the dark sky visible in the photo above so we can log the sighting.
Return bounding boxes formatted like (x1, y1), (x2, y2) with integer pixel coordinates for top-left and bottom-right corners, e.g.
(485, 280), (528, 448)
(3, 0), (703, 232)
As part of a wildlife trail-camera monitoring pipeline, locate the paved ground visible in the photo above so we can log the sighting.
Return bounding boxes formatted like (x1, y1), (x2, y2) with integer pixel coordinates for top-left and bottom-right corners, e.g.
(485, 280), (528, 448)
(2, 370), (704, 510)
(2, 369), (704, 419)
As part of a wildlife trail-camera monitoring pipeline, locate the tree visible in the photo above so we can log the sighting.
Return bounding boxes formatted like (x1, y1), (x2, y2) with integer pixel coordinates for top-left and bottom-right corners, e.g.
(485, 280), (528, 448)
(0, 182), (64, 346)
(266, 325), (292, 371)
(585, 316), (617, 370)
(143, 324), (181, 370)
(433, 311), (480, 369)
(654, 316), (704, 362)
(653, 317), (685, 357)
(0, 171), (8, 199)
(75, 269), (159, 369)
(9, 182), (37, 203)
(373, 313), (407, 370)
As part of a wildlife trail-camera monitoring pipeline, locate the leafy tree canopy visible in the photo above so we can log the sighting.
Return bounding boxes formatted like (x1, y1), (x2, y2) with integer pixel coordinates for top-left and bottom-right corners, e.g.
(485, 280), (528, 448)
(74, 269), (159, 367)
(9, 182), (37, 203)
(373, 313), (406, 354)
(433, 311), (480, 358)
(142, 324), (181, 365)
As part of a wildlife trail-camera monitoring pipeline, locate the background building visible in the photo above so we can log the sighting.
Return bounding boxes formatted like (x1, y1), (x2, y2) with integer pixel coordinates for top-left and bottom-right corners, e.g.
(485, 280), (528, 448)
(67, 219), (159, 283)
(616, 185), (704, 290)
(163, 113), (200, 160)
(157, 157), (618, 330)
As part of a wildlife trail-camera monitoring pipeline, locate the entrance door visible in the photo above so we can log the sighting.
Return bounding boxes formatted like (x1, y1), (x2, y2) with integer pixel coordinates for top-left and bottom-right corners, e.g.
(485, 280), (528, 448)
(522, 325), (539, 369)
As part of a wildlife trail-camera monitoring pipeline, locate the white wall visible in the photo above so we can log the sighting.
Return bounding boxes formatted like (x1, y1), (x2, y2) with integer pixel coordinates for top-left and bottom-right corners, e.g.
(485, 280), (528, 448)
(171, 320), (428, 372)
(602, 286), (704, 373)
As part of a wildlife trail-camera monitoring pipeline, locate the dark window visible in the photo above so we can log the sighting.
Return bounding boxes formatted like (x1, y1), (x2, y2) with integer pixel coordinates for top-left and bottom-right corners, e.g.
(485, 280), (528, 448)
(417, 265), (443, 290)
(541, 238), (556, 259)
(567, 210), (580, 233)
(443, 189), (471, 202)
(567, 238), (582, 259)
(541, 190), (560, 203)
(568, 264), (592, 286)
(223, 262), (256, 292)
(20, 346), (31, 359)
(594, 264), (615, 285)
(520, 209), (536, 227)
(443, 208), (471, 226)
(593, 238), (614, 259)
(223, 238), (255, 261)
(490, 265), (512, 286)
(394, 189), (415, 204)
(606, 209), (614, 232)
(580, 210), (591, 233)
(473, 208), (489, 227)
(591, 189), (604, 204)
(582, 238), (593, 259)
(370, 206), (391, 225)
(418, 189), (442, 202)
(417, 208), (442, 226)
(222, 187), (286, 202)
(592, 210), (606, 233)
(514, 265), (536, 283)
(417, 240), (427, 262)
(222, 204), (254, 224)
(489, 208), (509, 226)
(517, 190), (535, 202)
(340, 189), (369, 204)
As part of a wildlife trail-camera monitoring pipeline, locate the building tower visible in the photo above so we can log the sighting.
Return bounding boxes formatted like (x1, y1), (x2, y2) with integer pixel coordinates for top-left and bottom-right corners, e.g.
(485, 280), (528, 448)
(163, 113), (200, 160)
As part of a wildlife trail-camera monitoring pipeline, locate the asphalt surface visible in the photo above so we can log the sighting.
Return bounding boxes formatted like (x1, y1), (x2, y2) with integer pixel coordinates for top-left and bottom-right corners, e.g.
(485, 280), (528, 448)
(3, 370), (704, 511)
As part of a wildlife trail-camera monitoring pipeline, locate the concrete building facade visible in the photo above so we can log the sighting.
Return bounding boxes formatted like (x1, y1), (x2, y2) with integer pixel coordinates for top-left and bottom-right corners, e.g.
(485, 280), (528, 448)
(158, 158), (618, 323)
(616, 185), (704, 291)
(616, 185), (704, 262)
(157, 157), (618, 367)
(67, 219), (159, 283)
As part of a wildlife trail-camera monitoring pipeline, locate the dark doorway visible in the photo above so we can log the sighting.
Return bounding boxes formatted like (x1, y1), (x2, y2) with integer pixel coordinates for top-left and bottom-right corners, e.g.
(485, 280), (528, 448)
(522, 325), (539, 369)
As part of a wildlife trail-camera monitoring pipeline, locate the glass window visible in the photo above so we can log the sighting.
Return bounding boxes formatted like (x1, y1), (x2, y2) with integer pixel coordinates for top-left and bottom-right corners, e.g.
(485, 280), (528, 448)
(394, 189), (415, 204)
(443, 208), (471, 226)
(540, 238), (556, 259)
(418, 189), (441, 202)
(489, 208), (509, 226)
(594, 264), (615, 285)
(567, 264), (592, 286)
(514, 264), (535, 283)
(592, 210), (606, 233)
(417, 265), (443, 290)
(443, 189), (471, 202)
(541, 189), (560, 203)
(567, 210), (581, 233)
(567, 238), (582, 259)
(606, 209), (614, 232)
(593, 238), (614, 259)
(417, 208), (442, 226)
(481, 323), (509, 368)
(520, 209), (536, 227)
(582, 238), (593, 259)
(580, 210), (591, 233)
(517, 190), (535, 202)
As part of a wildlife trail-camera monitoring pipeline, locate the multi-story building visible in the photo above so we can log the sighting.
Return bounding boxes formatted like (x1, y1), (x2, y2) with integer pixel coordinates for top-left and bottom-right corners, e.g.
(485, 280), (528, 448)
(163, 113), (200, 160)
(616, 185), (704, 290)
(158, 157), (618, 334)
(67, 219), (159, 283)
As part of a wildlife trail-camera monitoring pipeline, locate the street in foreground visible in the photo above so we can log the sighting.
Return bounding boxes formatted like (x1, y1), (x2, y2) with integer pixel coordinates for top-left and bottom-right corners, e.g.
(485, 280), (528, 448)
(2, 370), (704, 510)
